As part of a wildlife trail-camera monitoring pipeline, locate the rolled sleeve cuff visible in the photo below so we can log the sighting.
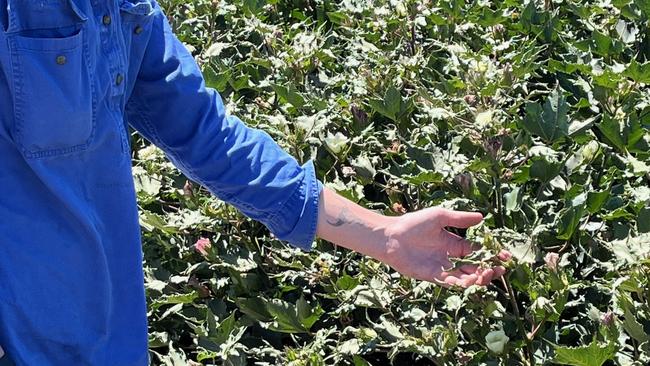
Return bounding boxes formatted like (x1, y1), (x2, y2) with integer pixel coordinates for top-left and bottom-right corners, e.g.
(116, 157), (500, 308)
(266, 160), (323, 251)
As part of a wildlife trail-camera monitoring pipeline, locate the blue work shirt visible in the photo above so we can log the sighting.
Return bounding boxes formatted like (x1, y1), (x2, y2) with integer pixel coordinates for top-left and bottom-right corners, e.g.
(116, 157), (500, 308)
(0, 0), (322, 364)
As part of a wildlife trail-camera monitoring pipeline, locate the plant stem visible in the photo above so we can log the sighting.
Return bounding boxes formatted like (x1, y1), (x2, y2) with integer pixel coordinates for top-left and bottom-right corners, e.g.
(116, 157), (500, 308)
(495, 176), (504, 228)
(528, 315), (549, 340)
(501, 276), (535, 366)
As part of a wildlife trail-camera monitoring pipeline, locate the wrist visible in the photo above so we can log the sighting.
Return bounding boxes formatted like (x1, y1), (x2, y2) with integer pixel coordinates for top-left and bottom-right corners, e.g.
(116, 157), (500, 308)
(316, 187), (400, 261)
(366, 212), (400, 263)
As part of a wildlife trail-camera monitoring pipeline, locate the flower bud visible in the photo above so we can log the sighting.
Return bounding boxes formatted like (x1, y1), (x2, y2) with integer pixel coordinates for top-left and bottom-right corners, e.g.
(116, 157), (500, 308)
(544, 252), (560, 272)
(454, 173), (474, 195)
(484, 137), (502, 159)
(485, 329), (509, 354)
(351, 105), (368, 125)
(464, 94), (477, 106)
(324, 132), (349, 155)
(183, 180), (193, 197)
(194, 237), (211, 256)
(600, 311), (614, 326)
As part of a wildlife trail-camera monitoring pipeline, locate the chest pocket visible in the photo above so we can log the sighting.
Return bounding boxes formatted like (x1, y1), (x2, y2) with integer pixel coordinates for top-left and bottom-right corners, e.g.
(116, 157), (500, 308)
(3, 0), (95, 159)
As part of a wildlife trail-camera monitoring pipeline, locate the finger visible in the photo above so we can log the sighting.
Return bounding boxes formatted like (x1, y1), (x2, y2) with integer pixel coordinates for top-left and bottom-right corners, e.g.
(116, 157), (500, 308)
(441, 275), (459, 287)
(477, 266), (507, 285)
(441, 230), (477, 257)
(492, 266), (506, 279)
(440, 270), (479, 288)
(459, 273), (479, 287)
(497, 250), (512, 262)
(475, 268), (494, 286)
(440, 209), (484, 229)
(440, 266), (507, 287)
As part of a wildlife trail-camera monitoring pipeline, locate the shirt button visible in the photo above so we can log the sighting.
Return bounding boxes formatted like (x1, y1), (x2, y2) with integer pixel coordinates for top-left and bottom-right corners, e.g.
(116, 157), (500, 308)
(115, 73), (124, 86)
(56, 55), (66, 65)
(134, 25), (143, 35)
(102, 15), (111, 25)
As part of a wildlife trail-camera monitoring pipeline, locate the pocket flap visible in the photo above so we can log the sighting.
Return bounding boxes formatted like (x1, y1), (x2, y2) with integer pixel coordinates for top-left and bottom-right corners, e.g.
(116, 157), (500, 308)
(5, 0), (86, 33)
(119, 0), (154, 16)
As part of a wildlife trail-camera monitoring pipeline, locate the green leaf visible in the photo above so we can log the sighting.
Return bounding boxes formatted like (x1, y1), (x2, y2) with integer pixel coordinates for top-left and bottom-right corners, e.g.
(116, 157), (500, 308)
(369, 85), (413, 122)
(235, 297), (272, 322)
(554, 339), (616, 366)
(557, 204), (587, 240)
(148, 331), (169, 348)
(622, 307), (650, 342)
(493, 228), (538, 264)
(405, 171), (444, 185)
(521, 89), (569, 142)
(336, 274), (360, 291)
(326, 11), (348, 25)
(296, 296), (324, 330)
(636, 0), (650, 16)
(150, 292), (199, 311)
(384, 85), (402, 118)
(208, 312), (237, 344)
(530, 158), (562, 183)
(624, 59), (650, 83)
(257, 297), (323, 334)
(505, 239), (538, 264)
(597, 114), (627, 151)
(242, 0), (265, 14)
(353, 355), (371, 366)
(265, 299), (308, 333)
(591, 30), (614, 56)
(587, 190), (610, 214)
(272, 84), (306, 108)
(139, 211), (178, 234)
(203, 64), (231, 92)
(520, 1), (541, 31)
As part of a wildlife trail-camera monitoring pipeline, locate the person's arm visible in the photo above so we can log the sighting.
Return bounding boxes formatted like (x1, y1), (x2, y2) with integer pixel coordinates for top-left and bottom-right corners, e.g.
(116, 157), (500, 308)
(128, 3), (507, 287)
(126, 3), (321, 250)
(316, 188), (510, 287)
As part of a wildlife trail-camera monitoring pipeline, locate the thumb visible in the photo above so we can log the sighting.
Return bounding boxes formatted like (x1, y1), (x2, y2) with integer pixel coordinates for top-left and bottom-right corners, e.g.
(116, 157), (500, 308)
(440, 209), (483, 229)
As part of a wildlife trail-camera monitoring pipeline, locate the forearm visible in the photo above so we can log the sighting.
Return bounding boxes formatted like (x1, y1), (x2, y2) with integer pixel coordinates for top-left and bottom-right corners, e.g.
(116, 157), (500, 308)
(315, 187), (396, 261)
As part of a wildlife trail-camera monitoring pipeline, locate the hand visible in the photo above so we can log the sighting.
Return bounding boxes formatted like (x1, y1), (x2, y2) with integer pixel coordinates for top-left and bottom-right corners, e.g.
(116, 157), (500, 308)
(381, 207), (511, 287)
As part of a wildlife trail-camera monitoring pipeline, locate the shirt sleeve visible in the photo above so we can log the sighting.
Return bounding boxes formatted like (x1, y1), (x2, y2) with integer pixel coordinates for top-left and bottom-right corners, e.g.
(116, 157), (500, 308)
(124, 3), (322, 251)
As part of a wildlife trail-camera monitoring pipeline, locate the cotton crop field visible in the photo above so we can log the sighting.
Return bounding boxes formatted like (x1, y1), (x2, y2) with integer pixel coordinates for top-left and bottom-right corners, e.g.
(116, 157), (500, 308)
(135, 0), (650, 364)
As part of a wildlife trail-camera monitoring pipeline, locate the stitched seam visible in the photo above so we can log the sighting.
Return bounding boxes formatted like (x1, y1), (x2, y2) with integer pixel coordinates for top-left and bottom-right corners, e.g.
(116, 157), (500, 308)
(265, 165), (305, 229)
(303, 178), (322, 250)
(8, 37), (25, 155)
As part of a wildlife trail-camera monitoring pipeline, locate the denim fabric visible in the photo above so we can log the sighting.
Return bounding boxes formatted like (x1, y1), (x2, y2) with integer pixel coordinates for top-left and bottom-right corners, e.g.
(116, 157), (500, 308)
(0, 1), (322, 364)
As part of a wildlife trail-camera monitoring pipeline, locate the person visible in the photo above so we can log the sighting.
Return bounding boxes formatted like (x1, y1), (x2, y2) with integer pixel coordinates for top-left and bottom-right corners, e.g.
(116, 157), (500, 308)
(0, 0), (509, 365)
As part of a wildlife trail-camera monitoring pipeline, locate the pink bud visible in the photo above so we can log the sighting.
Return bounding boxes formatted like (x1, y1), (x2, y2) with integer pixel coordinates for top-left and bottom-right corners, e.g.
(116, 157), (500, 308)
(183, 180), (193, 197)
(194, 237), (211, 256)
(544, 252), (559, 272)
